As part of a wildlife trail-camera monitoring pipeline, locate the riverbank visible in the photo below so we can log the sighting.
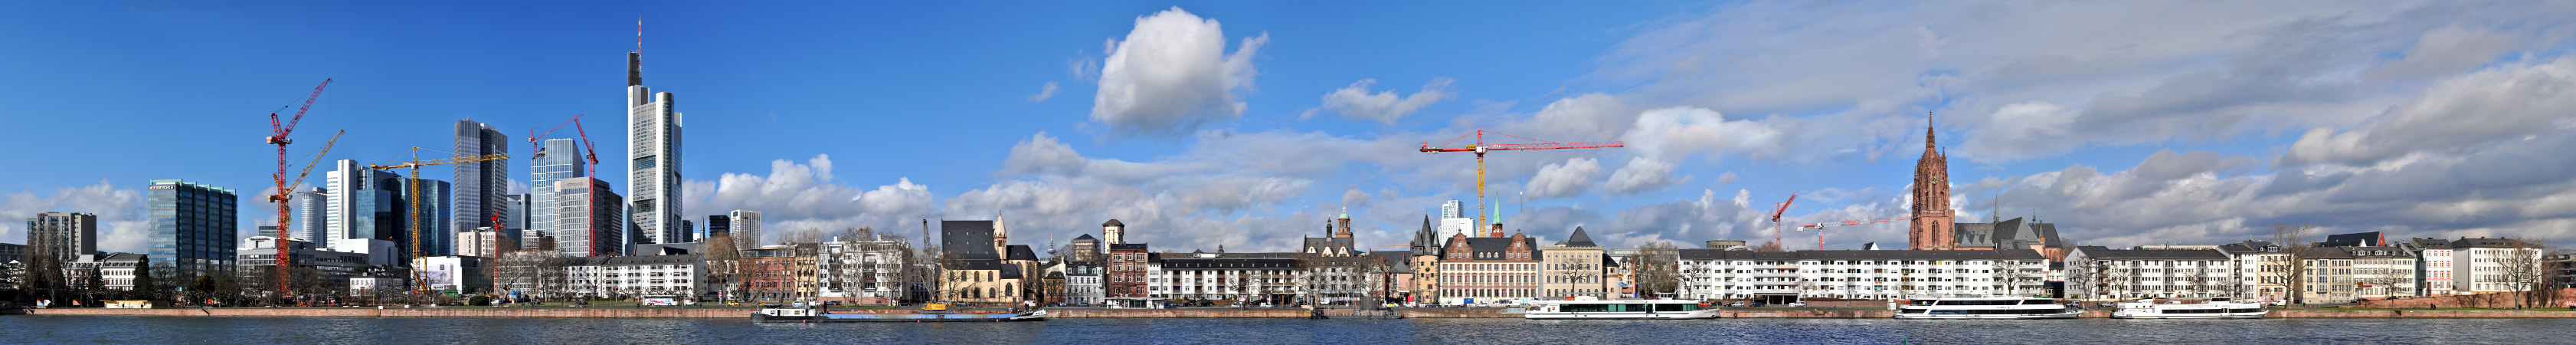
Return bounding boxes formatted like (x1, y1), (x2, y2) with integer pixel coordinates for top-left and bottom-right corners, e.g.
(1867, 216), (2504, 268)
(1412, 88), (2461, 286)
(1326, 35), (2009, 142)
(24, 307), (2576, 319)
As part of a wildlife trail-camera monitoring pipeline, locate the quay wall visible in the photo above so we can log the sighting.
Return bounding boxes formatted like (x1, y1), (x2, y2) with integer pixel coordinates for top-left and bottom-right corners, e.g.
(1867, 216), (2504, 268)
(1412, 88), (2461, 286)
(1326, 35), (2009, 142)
(1050, 310), (1308, 318)
(27, 307), (761, 318)
(24, 307), (2576, 319)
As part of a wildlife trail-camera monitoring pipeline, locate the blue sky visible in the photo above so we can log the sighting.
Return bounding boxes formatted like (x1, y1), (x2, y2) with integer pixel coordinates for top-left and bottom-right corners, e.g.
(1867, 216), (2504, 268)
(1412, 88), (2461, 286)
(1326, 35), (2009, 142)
(5, 1), (2575, 254)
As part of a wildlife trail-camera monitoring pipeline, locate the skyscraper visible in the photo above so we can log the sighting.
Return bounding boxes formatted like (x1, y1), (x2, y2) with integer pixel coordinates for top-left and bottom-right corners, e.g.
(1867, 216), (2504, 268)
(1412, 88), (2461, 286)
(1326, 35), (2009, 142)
(706, 214), (731, 242)
(453, 120), (512, 244)
(1908, 115), (1956, 250)
(529, 138), (584, 250)
(555, 177), (626, 257)
(147, 179), (237, 278)
(414, 179), (454, 258)
(290, 187), (325, 243)
(326, 159), (404, 249)
(728, 210), (761, 249)
(627, 45), (686, 245)
(26, 212), (98, 260)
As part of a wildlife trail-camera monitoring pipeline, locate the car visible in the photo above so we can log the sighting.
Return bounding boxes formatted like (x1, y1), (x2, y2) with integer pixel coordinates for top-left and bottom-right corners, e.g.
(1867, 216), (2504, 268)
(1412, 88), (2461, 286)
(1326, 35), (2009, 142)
(1727, 301), (1747, 307)
(1788, 302), (1806, 307)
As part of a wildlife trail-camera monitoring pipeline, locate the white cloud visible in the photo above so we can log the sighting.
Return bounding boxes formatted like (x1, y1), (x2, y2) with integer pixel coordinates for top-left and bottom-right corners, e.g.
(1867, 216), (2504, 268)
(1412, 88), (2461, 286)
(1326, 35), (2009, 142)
(1029, 81), (1060, 102)
(1302, 78), (1456, 124)
(1524, 157), (1601, 199)
(0, 180), (147, 253)
(1090, 7), (1268, 136)
(1619, 107), (1785, 160)
(2285, 58), (2576, 166)
(683, 155), (936, 245)
(1959, 101), (2077, 160)
(1604, 156), (1683, 195)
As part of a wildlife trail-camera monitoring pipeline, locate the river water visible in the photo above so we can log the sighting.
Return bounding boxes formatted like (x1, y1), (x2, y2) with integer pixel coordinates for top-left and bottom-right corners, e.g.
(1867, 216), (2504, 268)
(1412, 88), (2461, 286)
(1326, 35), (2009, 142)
(8, 315), (2571, 344)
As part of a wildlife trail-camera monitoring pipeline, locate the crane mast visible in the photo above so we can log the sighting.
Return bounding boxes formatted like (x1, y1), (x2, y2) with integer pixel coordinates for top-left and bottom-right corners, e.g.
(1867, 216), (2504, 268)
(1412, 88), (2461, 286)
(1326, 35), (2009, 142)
(370, 148), (508, 293)
(264, 78), (329, 303)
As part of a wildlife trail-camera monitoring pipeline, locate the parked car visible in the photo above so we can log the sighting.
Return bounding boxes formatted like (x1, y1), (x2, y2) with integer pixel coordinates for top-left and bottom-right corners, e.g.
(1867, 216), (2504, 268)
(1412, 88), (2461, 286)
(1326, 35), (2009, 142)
(1787, 302), (1806, 307)
(1727, 301), (1748, 307)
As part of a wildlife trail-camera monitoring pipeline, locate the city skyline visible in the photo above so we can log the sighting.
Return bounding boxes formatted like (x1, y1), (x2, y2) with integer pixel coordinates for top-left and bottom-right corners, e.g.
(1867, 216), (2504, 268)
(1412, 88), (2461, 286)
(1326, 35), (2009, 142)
(4, 2), (2575, 257)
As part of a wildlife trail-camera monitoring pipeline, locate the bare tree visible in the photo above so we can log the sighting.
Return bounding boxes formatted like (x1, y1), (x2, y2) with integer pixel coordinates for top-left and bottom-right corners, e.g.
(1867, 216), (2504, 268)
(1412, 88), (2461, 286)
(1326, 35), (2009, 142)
(2269, 224), (2316, 304)
(1753, 241), (1786, 252)
(2499, 238), (2555, 308)
(702, 232), (741, 303)
(1632, 241), (1683, 298)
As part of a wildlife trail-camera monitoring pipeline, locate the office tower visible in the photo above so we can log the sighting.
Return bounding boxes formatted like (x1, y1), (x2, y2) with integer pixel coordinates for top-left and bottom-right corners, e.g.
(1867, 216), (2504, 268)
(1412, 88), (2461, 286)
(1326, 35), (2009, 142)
(326, 159), (404, 249)
(506, 194), (529, 232)
(679, 219), (696, 243)
(627, 44), (686, 246)
(529, 138), (584, 250)
(728, 210), (761, 248)
(26, 212), (99, 260)
(257, 226), (281, 238)
(1441, 199), (1463, 219)
(290, 187), (325, 243)
(555, 177), (625, 257)
(1435, 199), (1475, 238)
(414, 179), (453, 258)
(706, 214), (731, 242)
(453, 120), (512, 243)
(147, 179), (237, 278)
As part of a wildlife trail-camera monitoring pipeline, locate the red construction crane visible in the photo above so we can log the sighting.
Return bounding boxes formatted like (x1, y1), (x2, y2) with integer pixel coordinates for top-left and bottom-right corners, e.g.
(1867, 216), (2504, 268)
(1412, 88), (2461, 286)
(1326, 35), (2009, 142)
(527, 114), (603, 176)
(263, 78), (329, 303)
(1768, 195), (1795, 250)
(1798, 215), (1915, 250)
(1419, 130), (1621, 232)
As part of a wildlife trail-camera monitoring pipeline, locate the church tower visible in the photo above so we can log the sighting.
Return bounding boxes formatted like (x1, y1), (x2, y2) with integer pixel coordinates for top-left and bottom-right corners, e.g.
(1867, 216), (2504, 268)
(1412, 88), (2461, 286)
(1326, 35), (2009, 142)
(1908, 113), (1957, 250)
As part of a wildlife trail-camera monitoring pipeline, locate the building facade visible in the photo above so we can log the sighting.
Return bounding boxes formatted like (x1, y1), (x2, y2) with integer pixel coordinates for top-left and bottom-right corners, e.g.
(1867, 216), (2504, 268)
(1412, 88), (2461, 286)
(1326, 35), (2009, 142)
(558, 255), (705, 301)
(2064, 247), (2235, 300)
(2405, 238), (2460, 296)
(1435, 232), (1540, 305)
(528, 138), (585, 251)
(817, 236), (909, 305)
(291, 188), (326, 243)
(453, 119), (512, 246)
(728, 210), (761, 249)
(553, 177), (626, 257)
(456, 229), (522, 258)
(2450, 238), (2545, 294)
(148, 179), (237, 278)
(234, 236), (375, 290)
(1107, 243), (1151, 307)
(26, 212), (98, 261)
(1541, 227), (1613, 300)
(1907, 117), (1957, 250)
(1679, 249), (2049, 303)
(1064, 261), (1104, 305)
(626, 48), (686, 246)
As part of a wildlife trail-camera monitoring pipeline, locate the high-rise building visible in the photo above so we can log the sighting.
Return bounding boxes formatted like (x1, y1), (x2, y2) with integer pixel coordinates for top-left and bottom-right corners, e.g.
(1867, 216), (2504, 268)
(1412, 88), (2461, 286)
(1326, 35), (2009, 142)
(147, 179), (237, 278)
(1908, 116), (1957, 250)
(555, 177), (626, 257)
(414, 179), (454, 258)
(26, 212), (99, 260)
(506, 194), (530, 232)
(679, 219), (697, 243)
(627, 46), (686, 245)
(326, 159), (404, 249)
(529, 138), (585, 250)
(706, 214), (732, 241)
(728, 210), (761, 249)
(290, 187), (326, 243)
(453, 120), (512, 246)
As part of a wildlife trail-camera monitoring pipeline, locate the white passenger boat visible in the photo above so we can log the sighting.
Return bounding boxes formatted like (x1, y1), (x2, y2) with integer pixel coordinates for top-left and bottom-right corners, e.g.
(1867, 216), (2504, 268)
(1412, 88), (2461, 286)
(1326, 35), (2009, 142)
(1524, 297), (1718, 320)
(2110, 297), (2266, 319)
(1894, 296), (2078, 319)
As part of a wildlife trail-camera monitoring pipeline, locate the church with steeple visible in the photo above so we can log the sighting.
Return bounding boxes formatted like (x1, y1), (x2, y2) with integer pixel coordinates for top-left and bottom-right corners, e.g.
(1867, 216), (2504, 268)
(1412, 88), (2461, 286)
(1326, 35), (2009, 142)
(1909, 113), (2071, 260)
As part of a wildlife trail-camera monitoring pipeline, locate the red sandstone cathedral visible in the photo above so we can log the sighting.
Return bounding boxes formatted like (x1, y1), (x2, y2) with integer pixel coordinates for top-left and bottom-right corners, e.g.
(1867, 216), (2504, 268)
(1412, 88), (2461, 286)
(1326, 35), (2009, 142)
(1907, 115), (2070, 260)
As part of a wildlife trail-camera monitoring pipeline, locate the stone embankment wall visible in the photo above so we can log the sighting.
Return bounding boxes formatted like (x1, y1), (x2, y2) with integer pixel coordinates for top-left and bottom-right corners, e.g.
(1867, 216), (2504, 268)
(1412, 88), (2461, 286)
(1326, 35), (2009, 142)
(1049, 310), (1308, 318)
(28, 307), (761, 318)
(25, 307), (2576, 319)
(2350, 289), (2576, 309)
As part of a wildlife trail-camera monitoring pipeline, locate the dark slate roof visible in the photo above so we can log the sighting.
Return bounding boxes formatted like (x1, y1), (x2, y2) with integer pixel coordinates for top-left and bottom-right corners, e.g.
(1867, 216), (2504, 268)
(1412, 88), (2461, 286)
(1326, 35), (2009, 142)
(2319, 232), (2384, 247)
(1382, 253), (1411, 271)
(1073, 234), (1096, 241)
(1601, 255), (1619, 268)
(2450, 238), (2531, 248)
(2293, 247), (2357, 259)
(2406, 238), (2453, 249)
(953, 258), (1008, 271)
(1445, 236), (1540, 261)
(1679, 249), (2046, 261)
(1159, 257), (1297, 269)
(2074, 247), (2229, 260)
(1409, 215), (1442, 256)
(1952, 217), (2067, 249)
(2341, 246), (2412, 258)
(1000, 265), (1024, 280)
(1109, 244), (1149, 251)
(1557, 227), (1597, 247)
(1007, 245), (1039, 261)
(1304, 237), (1354, 253)
(941, 220), (999, 260)
(1102, 219), (1123, 226)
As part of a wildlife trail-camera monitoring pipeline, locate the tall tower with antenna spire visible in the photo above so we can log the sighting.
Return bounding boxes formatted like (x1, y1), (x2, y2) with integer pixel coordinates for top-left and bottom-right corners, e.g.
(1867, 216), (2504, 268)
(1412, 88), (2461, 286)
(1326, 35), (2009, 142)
(627, 17), (688, 247)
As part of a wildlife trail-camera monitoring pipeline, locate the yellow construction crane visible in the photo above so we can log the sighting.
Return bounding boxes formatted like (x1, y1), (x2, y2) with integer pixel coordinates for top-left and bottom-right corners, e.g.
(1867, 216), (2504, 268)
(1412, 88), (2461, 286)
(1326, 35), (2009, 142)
(368, 147), (506, 293)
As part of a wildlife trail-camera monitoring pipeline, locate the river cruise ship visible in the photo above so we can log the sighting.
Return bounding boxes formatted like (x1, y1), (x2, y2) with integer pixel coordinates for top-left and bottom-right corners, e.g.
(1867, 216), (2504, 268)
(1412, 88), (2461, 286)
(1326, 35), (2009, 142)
(1894, 296), (2078, 320)
(1524, 297), (1719, 320)
(2110, 297), (2267, 319)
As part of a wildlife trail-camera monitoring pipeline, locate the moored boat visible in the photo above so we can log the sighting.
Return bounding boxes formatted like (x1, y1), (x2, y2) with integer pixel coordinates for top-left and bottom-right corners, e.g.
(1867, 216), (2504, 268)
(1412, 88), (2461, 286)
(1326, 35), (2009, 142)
(2110, 297), (2266, 319)
(1524, 297), (1718, 320)
(1894, 296), (2078, 320)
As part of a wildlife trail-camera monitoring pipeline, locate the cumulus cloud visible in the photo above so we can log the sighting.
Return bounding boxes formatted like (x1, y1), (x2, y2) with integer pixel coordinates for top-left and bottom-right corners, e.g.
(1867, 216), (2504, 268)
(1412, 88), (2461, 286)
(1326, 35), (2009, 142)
(0, 180), (147, 253)
(684, 155), (936, 245)
(1029, 81), (1060, 101)
(1959, 102), (2078, 160)
(1301, 78), (1456, 124)
(1603, 156), (1684, 195)
(2284, 58), (2576, 166)
(1619, 107), (1786, 160)
(1090, 7), (1268, 136)
(1524, 157), (1602, 199)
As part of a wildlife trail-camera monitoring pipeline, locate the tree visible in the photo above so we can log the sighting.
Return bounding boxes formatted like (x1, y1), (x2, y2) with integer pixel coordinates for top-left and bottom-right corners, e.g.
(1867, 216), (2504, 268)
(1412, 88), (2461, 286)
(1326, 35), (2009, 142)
(0, 261), (22, 289)
(1631, 241), (1683, 298)
(702, 232), (742, 303)
(2269, 224), (2315, 304)
(1753, 241), (1786, 252)
(2498, 238), (2555, 308)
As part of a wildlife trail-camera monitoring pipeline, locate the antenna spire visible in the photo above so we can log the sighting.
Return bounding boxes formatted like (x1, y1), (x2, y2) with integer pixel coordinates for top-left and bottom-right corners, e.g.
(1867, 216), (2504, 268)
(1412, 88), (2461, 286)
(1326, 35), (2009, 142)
(636, 17), (644, 54)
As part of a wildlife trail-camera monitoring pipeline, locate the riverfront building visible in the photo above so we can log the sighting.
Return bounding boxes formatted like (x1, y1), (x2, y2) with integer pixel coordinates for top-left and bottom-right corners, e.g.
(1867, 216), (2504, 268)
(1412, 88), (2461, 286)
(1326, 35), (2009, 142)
(553, 177), (626, 257)
(1677, 249), (2049, 304)
(1436, 232), (1541, 305)
(529, 138), (585, 251)
(1540, 227), (1614, 300)
(2062, 247), (2237, 300)
(147, 179), (237, 278)
(26, 212), (98, 261)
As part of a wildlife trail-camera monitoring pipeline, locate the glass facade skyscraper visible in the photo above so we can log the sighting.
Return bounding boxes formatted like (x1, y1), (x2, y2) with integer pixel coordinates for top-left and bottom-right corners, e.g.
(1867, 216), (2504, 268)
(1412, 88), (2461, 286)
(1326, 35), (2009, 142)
(529, 138), (584, 251)
(555, 177), (624, 257)
(453, 120), (511, 245)
(627, 48), (686, 246)
(27, 212), (98, 261)
(147, 179), (236, 278)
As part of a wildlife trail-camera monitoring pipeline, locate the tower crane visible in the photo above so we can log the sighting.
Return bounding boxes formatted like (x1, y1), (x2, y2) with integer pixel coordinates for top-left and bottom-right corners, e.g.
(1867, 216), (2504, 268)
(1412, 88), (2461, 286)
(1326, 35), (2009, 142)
(1767, 195), (1795, 250)
(1798, 215), (1915, 250)
(369, 148), (508, 292)
(263, 78), (329, 302)
(1419, 130), (1620, 234)
(528, 114), (603, 176)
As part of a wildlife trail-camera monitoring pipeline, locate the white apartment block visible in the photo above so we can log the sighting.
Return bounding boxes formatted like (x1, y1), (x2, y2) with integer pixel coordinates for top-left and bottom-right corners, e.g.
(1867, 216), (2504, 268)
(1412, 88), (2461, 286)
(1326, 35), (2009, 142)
(1676, 250), (2051, 303)
(817, 237), (909, 305)
(2451, 238), (2546, 294)
(2064, 247), (2238, 300)
(558, 255), (705, 301)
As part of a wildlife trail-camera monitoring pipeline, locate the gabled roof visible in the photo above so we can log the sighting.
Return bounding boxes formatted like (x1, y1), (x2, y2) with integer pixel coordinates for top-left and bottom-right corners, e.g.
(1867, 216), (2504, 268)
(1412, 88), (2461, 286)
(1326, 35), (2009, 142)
(1007, 245), (1038, 261)
(1102, 219), (1124, 226)
(1109, 243), (1149, 251)
(1443, 236), (1540, 261)
(1073, 234), (1096, 241)
(1557, 227), (1597, 247)
(2319, 232), (2384, 247)
(941, 220), (999, 260)
(2073, 247), (2228, 260)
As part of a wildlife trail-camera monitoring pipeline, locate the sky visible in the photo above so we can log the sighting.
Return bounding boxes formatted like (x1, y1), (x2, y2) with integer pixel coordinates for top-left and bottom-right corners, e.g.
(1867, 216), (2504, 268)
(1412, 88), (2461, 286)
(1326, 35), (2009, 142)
(4, 1), (2574, 255)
